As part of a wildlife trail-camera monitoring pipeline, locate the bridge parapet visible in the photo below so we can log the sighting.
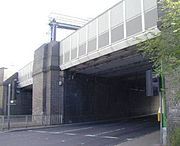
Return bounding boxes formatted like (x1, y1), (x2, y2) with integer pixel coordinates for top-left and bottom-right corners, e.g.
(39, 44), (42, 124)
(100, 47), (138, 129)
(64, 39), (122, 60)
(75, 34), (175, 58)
(18, 61), (33, 88)
(60, 0), (159, 70)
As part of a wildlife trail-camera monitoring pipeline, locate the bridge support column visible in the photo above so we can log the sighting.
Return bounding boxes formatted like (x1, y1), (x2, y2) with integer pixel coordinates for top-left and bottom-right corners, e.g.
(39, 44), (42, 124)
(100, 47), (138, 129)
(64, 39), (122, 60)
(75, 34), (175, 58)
(32, 41), (63, 124)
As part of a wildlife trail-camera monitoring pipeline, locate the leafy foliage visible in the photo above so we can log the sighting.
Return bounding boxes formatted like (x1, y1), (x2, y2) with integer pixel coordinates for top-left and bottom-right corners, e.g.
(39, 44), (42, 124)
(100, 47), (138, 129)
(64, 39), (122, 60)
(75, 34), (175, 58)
(138, 0), (180, 98)
(139, 0), (180, 72)
(171, 128), (180, 146)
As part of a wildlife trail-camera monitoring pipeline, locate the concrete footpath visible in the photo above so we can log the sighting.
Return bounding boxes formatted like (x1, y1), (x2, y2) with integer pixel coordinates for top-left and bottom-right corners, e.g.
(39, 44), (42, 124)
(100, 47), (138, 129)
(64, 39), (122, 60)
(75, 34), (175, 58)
(117, 131), (161, 146)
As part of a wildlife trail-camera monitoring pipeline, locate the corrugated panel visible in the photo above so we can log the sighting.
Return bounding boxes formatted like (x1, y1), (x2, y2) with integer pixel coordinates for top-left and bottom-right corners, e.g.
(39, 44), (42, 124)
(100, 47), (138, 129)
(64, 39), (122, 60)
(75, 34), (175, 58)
(88, 20), (96, 40)
(63, 38), (70, 63)
(64, 52), (70, 63)
(71, 33), (78, 60)
(79, 27), (86, 45)
(98, 12), (109, 35)
(110, 2), (123, 29)
(126, 0), (141, 20)
(111, 24), (124, 43)
(87, 20), (97, 53)
(144, 0), (157, 12)
(145, 8), (158, 29)
(88, 38), (96, 53)
(79, 27), (86, 57)
(79, 43), (86, 56)
(71, 33), (77, 50)
(18, 62), (33, 87)
(60, 41), (64, 65)
(98, 32), (109, 48)
(126, 16), (142, 37)
(98, 12), (109, 48)
(71, 48), (77, 60)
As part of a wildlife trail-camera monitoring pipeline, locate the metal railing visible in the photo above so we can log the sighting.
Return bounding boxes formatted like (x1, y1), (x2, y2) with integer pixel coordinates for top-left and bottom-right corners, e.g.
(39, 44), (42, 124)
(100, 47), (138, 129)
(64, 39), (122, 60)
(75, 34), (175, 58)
(0, 115), (62, 131)
(59, 0), (158, 69)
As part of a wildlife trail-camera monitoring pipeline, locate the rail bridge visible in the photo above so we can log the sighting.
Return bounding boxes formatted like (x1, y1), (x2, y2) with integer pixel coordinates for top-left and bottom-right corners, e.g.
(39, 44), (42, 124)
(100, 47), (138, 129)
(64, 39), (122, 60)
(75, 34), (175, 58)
(0, 0), (160, 124)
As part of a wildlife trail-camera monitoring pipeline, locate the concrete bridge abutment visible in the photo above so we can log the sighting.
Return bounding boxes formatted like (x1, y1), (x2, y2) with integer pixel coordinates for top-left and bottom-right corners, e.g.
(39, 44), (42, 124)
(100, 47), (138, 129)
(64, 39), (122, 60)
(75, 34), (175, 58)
(32, 41), (63, 124)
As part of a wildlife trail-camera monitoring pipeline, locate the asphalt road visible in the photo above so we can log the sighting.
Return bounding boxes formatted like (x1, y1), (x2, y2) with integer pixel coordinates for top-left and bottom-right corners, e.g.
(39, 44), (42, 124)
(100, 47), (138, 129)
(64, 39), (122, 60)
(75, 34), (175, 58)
(0, 116), (159, 146)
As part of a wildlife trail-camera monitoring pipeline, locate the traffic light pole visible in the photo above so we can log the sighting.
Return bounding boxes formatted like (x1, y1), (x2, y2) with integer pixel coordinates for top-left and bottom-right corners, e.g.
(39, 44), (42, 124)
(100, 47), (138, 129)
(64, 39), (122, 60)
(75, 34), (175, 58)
(7, 83), (11, 130)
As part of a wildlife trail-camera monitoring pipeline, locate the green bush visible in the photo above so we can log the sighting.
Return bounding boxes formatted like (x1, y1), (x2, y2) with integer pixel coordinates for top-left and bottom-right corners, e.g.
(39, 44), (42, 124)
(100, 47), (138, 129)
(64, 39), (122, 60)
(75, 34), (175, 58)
(171, 128), (180, 146)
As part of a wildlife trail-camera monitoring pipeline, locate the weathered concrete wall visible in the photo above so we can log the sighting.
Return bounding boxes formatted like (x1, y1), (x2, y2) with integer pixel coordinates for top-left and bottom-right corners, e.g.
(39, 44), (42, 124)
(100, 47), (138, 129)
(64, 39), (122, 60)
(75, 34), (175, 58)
(63, 71), (159, 123)
(32, 41), (62, 124)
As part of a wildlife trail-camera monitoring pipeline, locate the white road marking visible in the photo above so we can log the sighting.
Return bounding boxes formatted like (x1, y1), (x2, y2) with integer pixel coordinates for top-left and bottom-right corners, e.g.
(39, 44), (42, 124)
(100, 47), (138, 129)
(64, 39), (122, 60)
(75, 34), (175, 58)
(65, 133), (76, 136)
(33, 130), (48, 134)
(48, 131), (61, 134)
(28, 127), (93, 135)
(102, 136), (119, 139)
(95, 128), (125, 136)
(85, 134), (96, 137)
(61, 127), (92, 133)
(127, 138), (133, 141)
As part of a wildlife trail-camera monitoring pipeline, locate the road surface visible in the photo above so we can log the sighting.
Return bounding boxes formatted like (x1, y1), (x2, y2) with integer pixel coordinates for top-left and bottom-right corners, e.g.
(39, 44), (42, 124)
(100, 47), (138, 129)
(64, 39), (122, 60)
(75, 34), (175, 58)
(0, 116), (159, 146)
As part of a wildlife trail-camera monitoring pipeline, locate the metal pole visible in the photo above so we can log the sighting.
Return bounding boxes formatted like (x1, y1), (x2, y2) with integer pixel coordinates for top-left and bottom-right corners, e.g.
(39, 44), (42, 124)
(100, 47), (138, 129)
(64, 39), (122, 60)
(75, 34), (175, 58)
(160, 60), (167, 145)
(7, 83), (11, 130)
(160, 87), (163, 144)
(50, 19), (57, 41)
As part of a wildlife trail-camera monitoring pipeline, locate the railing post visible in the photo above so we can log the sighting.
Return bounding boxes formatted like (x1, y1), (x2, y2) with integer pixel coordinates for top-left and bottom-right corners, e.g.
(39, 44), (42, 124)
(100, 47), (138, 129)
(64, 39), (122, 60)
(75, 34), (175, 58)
(60, 114), (63, 124)
(44, 115), (46, 126)
(42, 115), (44, 126)
(25, 115), (28, 128)
(1, 116), (4, 131)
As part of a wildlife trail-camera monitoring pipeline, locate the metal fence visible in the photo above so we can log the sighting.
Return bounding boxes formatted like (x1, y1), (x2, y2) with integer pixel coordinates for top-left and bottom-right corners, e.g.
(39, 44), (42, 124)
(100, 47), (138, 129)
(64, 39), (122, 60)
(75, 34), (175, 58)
(0, 115), (62, 131)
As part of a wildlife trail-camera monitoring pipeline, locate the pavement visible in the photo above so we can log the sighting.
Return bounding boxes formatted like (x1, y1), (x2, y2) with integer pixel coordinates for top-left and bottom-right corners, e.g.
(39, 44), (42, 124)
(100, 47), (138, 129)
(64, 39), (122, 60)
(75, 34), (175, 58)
(0, 116), (160, 146)
(116, 131), (160, 146)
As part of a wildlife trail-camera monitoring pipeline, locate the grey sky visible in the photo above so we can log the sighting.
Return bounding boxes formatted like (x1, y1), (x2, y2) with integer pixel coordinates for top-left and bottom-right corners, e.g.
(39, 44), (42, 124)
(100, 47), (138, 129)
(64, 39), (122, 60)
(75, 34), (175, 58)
(0, 0), (120, 71)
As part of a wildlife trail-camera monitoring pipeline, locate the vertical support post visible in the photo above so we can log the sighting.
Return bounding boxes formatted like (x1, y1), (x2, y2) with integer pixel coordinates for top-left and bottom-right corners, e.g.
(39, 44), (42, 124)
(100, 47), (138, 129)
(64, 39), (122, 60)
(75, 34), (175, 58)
(70, 36), (72, 61)
(123, 0), (127, 39)
(108, 10), (111, 46)
(160, 60), (167, 145)
(25, 115), (28, 128)
(141, 0), (145, 32)
(77, 32), (79, 58)
(159, 87), (163, 144)
(85, 26), (88, 54)
(1, 116), (4, 131)
(7, 83), (11, 130)
(50, 19), (57, 41)
(60, 114), (63, 124)
(96, 19), (99, 50)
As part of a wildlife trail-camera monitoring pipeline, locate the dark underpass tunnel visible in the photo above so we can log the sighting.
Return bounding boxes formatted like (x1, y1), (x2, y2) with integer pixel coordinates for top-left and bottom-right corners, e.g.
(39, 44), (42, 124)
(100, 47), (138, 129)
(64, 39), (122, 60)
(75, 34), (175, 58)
(63, 70), (160, 124)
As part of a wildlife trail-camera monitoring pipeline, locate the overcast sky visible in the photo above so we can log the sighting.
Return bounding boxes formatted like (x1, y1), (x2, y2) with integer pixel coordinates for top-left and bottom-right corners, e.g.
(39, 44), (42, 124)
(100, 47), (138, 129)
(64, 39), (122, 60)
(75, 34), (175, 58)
(0, 0), (120, 71)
